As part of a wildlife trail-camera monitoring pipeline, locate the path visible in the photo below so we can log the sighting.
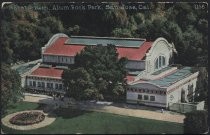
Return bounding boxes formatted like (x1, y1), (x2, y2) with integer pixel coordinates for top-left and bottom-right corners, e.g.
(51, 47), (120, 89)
(23, 93), (185, 123)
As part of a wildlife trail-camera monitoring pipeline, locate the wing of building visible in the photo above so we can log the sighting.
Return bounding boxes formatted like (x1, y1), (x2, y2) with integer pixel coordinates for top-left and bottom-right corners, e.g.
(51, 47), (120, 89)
(19, 33), (199, 108)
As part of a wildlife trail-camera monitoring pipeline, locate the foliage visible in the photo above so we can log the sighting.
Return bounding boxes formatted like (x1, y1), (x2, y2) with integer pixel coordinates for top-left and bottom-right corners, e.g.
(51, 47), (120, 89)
(62, 67), (95, 100)
(62, 45), (127, 101)
(1, 2), (208, 103)
(1, 3), (208, 67)
(193, 67), (208, 105)
(112, 28), (132, 37)
(112, 84), (126, 101)
(1, 63), (23, 116)
(1, 4), (64, 63)
(184, 110), (208, 134)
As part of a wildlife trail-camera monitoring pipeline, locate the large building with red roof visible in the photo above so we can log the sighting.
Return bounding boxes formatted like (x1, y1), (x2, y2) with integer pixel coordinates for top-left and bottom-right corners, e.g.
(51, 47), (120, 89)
(23, 33), (200, 108)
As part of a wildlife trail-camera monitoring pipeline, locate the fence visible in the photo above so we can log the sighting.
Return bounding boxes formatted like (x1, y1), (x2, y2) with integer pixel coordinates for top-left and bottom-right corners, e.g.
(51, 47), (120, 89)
(168, 101), (205, 113)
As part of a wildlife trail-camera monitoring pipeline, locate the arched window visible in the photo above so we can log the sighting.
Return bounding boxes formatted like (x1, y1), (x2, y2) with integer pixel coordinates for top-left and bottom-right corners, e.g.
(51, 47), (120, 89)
(155, 59), (159, 69)
(154, 55), (166, 70)
(162, 56), (165, 66)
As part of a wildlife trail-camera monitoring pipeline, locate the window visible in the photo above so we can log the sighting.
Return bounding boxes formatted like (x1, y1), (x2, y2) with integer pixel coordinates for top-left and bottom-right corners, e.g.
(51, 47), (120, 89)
(159, 56), (162, 67)
(47, 83), (53, 88)
(150, 96), (155, 101)
(59, 84), (63, 90)
(162, 56), (165, 66)
(29, 81), (32, 86)
(42, 82), (45, 88)
(138, 95), (142, 100)
(55, 84), (59, 89)
(38, 82), (41, 87)
(144, 95), (149, 100)
(155, 59), (158, 69)
(33, 81), (36, 87)
(155, 55), (166, 70)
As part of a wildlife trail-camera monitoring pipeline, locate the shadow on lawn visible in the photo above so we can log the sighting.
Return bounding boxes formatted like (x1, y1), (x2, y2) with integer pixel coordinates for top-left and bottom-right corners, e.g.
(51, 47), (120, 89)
(31, 98), (95, 119)
(53, 108), (92, 119)
(35, 103), (48, 110)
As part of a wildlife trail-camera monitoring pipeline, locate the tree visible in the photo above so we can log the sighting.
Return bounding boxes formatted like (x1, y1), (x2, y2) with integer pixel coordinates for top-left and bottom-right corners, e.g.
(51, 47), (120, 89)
(39, 16), (64, 34)
(184, 110), (208, 134)
(193, 67), (208, 105)
(62, 67), (94, 100)
(1, 63), (23, 116)
(73, 44), (127, 101)
(111, 28), (132, 37)
(112, 84), (125, 101)
(1, 3), (65, 63)
(166, 3), (196, 31)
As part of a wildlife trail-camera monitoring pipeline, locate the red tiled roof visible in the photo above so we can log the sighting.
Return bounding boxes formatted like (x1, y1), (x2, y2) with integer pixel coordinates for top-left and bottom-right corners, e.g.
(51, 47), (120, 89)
(43, 37), (153, 61)
(43, 37), (85, 56)
(116, 42), (152, 60)
(30, 67), (64, 78)
(126, 75), (135, 83)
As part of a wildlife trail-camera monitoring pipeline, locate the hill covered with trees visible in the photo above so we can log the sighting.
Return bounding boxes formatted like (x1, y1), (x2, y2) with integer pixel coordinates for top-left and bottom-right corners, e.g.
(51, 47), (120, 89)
(1, 2), (208, 67)
(1, 2), (208, 104)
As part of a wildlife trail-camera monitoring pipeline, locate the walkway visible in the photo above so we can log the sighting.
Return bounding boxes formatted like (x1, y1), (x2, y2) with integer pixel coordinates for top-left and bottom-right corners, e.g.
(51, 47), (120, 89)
(23, 93), (185, 123)
(79, 103), (185, 123)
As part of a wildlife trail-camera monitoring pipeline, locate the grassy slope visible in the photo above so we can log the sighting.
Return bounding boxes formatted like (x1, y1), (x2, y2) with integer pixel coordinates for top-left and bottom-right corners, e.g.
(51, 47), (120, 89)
(2, 102), (183, 134)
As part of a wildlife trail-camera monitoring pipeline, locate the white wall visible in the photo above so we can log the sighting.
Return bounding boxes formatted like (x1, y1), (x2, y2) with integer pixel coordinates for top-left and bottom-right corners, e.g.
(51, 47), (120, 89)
(42, 55), (74, 65)
(126, 82), (167, 107)
(145, 38), (173, 74)
(126, 91), (166, 107)
(128, 82), (162, 90)
(26, 76), (65, 92)
(166, 72), (199, 107)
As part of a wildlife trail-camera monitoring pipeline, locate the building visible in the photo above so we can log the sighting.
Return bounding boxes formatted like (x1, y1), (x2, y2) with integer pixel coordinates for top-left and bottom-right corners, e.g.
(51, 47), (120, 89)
(20, 33), (198, 108)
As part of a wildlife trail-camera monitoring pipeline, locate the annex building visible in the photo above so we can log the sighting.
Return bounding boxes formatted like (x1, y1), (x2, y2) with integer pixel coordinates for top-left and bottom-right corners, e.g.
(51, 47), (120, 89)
(19, 33), (199, 108)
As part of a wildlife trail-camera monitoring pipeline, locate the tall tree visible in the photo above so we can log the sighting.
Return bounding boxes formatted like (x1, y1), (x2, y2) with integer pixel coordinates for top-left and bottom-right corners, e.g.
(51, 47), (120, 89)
(1, 63), (23, 115)
(64, 44), (128, 101)
(62, 67), (95, 100)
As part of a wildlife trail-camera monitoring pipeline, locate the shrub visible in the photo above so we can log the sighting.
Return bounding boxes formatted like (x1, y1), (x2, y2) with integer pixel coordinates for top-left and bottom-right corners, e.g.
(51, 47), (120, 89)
(184, 110), (208, 134)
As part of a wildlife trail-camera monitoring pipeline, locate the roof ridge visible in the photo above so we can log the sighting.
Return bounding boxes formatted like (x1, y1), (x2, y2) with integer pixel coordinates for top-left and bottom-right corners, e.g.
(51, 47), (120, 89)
(70, 36), (146, 41)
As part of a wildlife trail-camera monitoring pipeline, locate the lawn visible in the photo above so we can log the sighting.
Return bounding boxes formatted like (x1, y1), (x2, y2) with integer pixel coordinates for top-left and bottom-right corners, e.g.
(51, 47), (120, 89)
(2, 101), (183, 134)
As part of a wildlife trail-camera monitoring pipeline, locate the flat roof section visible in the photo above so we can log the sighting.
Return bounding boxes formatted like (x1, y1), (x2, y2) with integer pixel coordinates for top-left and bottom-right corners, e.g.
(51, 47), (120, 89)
(152, 66), (174, 75)
(66, 36), (146, 48)
(16, 63), (37, 75)
(13, 59), (41, 75)
(149, 67), (193, 87)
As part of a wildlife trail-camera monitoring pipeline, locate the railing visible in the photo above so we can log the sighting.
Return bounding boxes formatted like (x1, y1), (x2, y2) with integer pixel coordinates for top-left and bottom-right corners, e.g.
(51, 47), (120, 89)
(26, 86), (65, 93)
